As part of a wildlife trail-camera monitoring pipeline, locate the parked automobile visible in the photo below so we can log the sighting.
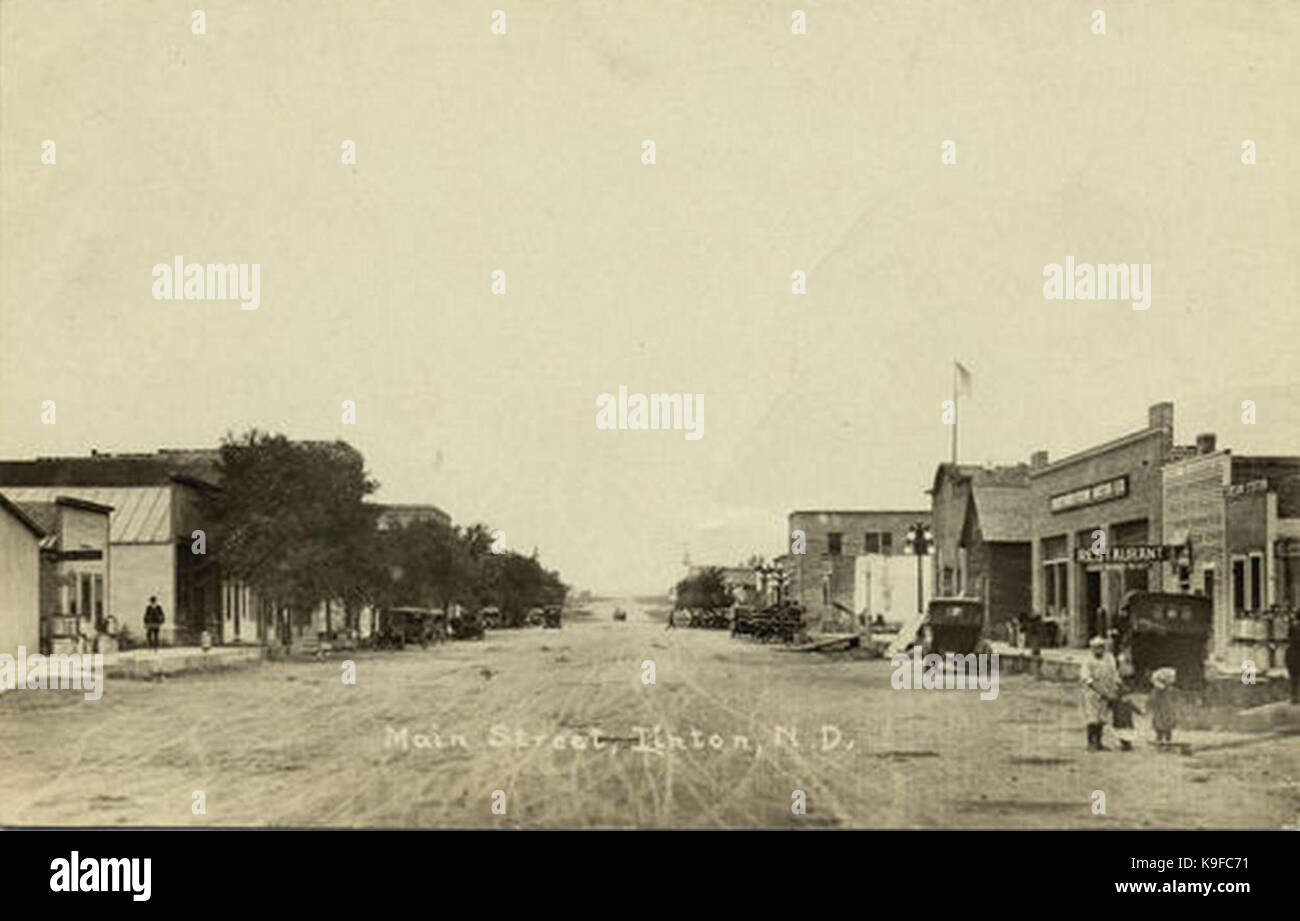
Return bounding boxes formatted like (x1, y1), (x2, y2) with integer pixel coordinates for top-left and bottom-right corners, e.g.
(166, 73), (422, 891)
(911, 598), (985, 655)
(374, 607), (446, 649)
(449, 608), (486, 641)
(1120, 591), (1212, 689)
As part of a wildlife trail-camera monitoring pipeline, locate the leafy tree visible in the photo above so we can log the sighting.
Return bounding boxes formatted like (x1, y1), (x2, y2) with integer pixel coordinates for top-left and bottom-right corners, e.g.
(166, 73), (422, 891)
(674, 567), (732, 610)
(201, 431), (381, 625)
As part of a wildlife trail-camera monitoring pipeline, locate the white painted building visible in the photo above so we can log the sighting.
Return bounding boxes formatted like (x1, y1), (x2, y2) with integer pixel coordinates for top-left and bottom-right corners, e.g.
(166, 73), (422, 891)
(853, 552), (934, 625)
(0, 493), (43, 661)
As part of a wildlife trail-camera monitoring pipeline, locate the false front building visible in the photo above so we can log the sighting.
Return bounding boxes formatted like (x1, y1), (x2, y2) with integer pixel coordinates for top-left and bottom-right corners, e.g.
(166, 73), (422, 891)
(929, 462), (1032, 638)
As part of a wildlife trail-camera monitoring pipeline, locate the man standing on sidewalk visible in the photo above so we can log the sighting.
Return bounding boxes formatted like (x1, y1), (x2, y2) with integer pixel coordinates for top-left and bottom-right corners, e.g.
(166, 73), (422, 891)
(143, 596), (165, 651)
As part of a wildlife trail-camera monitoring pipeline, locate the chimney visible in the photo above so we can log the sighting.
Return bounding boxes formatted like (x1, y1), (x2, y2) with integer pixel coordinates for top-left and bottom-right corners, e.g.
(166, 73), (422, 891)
(1030, 450), (1049, 470)
(1196, 433), (1217, 455)
(1148, 401), (1174, 434)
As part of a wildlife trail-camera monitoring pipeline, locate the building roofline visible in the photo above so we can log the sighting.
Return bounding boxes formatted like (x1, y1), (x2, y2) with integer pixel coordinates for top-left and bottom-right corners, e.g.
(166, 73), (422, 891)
(54, 496), (115, 514)
(0, 492), (46, 539)
(788, 509), (931, 516)
(1027, 426), (1166, 478)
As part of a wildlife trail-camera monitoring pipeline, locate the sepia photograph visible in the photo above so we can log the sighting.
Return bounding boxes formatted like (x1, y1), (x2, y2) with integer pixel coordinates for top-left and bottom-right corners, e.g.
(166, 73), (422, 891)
(1, 0), (1296, 901)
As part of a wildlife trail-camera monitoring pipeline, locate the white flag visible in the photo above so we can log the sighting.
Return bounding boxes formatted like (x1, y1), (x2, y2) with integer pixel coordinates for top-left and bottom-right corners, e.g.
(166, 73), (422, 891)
(955, 361), (973, 398)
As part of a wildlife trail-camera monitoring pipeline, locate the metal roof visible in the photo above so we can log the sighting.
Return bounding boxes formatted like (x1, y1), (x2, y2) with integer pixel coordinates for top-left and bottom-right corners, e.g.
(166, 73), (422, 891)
(0, 486), (172, 544)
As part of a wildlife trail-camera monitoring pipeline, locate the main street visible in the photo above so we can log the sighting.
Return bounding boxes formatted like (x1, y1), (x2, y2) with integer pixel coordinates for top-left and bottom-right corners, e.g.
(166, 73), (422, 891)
(2, 602), (1297, 828)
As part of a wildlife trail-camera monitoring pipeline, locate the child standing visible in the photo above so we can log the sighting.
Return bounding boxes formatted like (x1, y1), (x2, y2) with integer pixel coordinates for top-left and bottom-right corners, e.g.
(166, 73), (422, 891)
(1148, 667), (1178, 747)
(1110, 646), (1141, 751)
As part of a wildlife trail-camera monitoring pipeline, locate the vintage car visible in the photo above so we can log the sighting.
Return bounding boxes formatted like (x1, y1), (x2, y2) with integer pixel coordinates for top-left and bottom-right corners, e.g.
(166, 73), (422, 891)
(913, 598), (986, 655)
(479, 606), (502, 629)
(448, 608), (486, 640)
(1120, 591), (1212, 689)
(612, 608), (627, 622)
(375, 607), (446, 649)
(543, 605), (563, 629)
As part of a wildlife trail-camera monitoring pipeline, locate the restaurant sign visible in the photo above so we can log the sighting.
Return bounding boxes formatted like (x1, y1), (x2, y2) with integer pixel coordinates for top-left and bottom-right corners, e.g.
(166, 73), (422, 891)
(1050, 475), (1129, 513)
(1074, 544), (1171, 567)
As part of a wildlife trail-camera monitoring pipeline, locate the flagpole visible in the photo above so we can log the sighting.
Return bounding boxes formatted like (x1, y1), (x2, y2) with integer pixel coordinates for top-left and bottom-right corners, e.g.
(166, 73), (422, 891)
(951, 362), (958, 464)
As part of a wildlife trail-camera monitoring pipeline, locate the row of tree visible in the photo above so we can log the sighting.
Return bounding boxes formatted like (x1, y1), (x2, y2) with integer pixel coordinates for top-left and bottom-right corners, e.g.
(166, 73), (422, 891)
(200, 430), (567, 630)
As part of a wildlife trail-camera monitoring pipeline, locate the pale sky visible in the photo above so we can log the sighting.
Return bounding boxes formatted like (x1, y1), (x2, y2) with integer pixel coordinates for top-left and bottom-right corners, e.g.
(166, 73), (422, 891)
(3, 1), (1298, 596)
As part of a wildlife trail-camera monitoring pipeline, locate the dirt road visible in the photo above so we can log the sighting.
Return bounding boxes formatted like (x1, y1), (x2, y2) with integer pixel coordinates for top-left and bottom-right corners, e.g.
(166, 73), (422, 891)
(2, 602), (1298, 827)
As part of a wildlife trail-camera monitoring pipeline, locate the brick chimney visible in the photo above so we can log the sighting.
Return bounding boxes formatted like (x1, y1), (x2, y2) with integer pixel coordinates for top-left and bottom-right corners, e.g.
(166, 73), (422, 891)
(1196, 433), (1217, 455)
(1148, 401), (1174, 433)
(1030, 450), (1049, 470)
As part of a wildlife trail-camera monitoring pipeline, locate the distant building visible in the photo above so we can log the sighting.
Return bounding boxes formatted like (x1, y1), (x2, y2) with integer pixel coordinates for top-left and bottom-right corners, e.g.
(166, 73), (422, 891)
(13, 497), (113, 654)
(0, 493), (44, 661)
(784, 510), (931, 616)
(929, 462), (1032, 634)
(373, 502), (452, 530)
(681, 564), (761, 606)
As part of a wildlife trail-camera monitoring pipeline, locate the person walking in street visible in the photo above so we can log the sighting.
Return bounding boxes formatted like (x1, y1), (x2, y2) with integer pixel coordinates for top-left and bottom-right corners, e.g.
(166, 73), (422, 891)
(1285, 620), (1300, 705)
(143, 596), (165, 652)
(665, 608), (676, 631)
(1080, 635), (1119, 751)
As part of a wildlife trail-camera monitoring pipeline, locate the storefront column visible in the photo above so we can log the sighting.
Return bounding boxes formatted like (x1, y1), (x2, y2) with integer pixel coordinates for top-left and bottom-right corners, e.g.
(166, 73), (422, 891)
(1065, 531), (1080, 646)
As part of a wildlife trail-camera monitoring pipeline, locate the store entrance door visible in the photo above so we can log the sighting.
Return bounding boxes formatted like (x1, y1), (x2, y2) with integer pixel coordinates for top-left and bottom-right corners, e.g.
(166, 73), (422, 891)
(1085, 569), (1102, 641)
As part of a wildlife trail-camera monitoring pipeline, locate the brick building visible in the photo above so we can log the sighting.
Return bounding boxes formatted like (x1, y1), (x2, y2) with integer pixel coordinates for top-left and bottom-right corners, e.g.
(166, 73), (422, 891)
(784, 510), (931, 616)
(1029, 403), (1181, 647)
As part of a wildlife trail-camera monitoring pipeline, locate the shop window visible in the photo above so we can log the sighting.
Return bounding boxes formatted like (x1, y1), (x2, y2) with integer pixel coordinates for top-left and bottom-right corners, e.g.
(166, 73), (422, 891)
(1046, 561), (1068, 615)
(827, 533), (842, 556)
